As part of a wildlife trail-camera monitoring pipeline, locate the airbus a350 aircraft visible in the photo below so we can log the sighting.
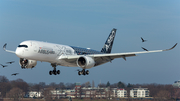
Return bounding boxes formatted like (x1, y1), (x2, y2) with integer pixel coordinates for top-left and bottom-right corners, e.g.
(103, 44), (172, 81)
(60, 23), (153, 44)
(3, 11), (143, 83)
(3, 28), (177, 76)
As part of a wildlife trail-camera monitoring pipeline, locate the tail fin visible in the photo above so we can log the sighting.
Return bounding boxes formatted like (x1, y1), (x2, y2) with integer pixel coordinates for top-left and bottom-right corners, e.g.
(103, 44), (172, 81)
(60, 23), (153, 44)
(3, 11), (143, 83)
(101, 28), (117, 53)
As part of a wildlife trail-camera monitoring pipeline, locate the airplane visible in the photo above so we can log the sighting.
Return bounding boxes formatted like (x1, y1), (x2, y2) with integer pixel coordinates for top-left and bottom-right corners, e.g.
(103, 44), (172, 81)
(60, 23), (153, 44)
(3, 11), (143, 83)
(3, 28), (177, 76)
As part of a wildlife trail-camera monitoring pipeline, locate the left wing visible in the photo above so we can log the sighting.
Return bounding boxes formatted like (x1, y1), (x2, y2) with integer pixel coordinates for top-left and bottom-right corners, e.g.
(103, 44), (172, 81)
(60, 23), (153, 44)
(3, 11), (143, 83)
(59, 43), (177, 66)
(3, 43), (15, 53)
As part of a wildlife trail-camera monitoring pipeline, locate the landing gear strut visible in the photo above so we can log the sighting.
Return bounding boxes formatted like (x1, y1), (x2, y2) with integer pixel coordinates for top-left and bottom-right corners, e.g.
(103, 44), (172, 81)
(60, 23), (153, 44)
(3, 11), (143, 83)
(49, 64), (60, 75)
(78, 69), (89, 75)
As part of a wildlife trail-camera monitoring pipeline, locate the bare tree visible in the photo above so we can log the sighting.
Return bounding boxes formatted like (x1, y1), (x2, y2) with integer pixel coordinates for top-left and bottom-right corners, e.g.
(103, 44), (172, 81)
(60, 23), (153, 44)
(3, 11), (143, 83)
(0, 76), (11, 97)
(65, 83), (76, 89)
(49, 82), (58, 89)
(174, 88), (180, 100)
(10, 79), (29, 94)
(164, 85), (174, 99)
(143, 83), (161, 97)
(155, 90), (170, 101)
(0, 76), (9, 83)
(32, 84), (42, 98)
(110, 83), (117, 88)
(98, 83), (106, 88)
(81, 83), (85, 88)
(0, 82), (11, 97)
(6, 87), (24, 101)
(58, 82), (65, 99)
(39, 82), (46, 88)
(59, 82), (65, 90)
(43, 87), (53, 101)
(85, 81), (91, 88)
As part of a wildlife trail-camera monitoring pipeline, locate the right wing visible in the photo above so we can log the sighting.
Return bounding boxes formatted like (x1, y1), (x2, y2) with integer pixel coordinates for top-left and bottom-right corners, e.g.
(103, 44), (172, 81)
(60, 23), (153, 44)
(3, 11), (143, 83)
(59, 43), (177, 66)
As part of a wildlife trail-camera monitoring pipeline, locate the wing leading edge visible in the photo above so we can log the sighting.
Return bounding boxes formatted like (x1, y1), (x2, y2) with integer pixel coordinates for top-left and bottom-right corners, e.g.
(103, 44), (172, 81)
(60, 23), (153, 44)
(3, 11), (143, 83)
(59, 43), (177, 66)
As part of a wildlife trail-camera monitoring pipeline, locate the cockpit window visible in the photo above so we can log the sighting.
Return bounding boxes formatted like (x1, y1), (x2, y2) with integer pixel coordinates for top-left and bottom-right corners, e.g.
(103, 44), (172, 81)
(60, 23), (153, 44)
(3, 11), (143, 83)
(18, 45), (28, 48)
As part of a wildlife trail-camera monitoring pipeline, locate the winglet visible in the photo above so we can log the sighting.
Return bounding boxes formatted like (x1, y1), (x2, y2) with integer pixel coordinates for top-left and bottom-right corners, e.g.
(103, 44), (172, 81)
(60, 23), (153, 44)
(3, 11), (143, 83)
(3, 43), (15, 53)
(163, 43), (178, 51)
(3, 43), (7, 51)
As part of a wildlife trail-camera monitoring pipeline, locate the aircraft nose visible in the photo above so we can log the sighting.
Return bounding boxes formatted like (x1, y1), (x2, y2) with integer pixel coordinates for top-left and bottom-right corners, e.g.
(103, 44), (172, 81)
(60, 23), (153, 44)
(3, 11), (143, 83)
(15, 48), (23, 58)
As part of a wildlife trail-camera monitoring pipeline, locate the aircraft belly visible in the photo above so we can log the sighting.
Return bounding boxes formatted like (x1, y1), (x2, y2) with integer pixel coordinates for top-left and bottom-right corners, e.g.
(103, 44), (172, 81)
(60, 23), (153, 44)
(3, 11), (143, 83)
(23, 52), (57, 63)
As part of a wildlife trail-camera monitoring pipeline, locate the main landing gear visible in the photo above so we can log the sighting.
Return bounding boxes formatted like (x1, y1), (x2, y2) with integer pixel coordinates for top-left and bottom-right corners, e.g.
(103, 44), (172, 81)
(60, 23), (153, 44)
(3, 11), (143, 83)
(78, 69), (89, 75)
(49, 64), (60, 75)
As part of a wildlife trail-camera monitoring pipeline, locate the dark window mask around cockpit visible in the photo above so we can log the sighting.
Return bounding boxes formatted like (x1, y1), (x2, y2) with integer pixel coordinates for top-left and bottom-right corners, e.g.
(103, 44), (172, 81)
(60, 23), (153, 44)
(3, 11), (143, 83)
(18, 45), (28, 48)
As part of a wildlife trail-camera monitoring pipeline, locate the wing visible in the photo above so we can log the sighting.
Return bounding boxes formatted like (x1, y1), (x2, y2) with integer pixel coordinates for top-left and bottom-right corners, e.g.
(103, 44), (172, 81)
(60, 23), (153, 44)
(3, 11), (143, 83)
(59, 43), (177, 66)
(3, 43), (15, 53)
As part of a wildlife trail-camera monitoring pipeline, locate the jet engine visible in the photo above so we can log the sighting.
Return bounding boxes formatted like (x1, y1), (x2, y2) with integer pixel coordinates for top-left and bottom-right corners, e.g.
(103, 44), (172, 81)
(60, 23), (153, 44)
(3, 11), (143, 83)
(77, 56), (95, 69)
(19, 58), (37, 69)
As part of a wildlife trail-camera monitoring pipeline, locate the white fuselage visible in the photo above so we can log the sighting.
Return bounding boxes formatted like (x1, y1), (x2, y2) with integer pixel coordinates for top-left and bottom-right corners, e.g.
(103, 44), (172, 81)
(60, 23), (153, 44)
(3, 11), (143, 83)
(15, 40), (78, 67)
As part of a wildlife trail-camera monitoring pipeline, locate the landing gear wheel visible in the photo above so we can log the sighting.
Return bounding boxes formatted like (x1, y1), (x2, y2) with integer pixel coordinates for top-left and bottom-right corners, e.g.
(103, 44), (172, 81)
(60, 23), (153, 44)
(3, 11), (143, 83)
(78, 69), (89, 76)
(53, 70), (57, 75)
(86, 70), (89, 75)
(49, 63), (61, 75)
(49, 71), (53, 75)
(57, 70), (60, 74)
(82, 69), (86, 75)
(78, 71), (81, 75)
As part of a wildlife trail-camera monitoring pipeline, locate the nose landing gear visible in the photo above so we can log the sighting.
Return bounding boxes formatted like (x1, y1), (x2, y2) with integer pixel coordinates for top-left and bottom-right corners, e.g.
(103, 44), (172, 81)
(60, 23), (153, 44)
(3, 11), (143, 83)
(78, 69), (89, 75)
(49, 64), (60, 75)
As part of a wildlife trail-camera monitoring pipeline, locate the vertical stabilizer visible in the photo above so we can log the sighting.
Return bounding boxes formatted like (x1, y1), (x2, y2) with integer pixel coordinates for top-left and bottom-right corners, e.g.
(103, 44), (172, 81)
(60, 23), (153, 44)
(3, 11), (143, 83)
(101, 28), (117, 53)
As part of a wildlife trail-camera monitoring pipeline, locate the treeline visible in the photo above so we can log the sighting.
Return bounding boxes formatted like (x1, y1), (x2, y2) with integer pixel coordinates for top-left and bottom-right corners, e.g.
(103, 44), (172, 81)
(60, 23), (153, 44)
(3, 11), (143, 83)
(97, 81), (180, 99)
(100, 81), (180, 100)
(0, 75), (76, 98)
(0, 75), (180, 100)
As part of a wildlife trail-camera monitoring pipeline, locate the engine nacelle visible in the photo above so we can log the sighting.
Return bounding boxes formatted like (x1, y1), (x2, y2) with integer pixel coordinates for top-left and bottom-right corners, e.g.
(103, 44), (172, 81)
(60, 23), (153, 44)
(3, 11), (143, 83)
(77, 56), (95, 69)
(19, 58), (37, 69)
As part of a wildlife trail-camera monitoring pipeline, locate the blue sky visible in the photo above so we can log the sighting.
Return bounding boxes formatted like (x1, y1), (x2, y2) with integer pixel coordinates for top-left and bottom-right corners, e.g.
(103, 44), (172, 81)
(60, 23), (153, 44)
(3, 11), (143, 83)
(0, 0), (180, 86)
